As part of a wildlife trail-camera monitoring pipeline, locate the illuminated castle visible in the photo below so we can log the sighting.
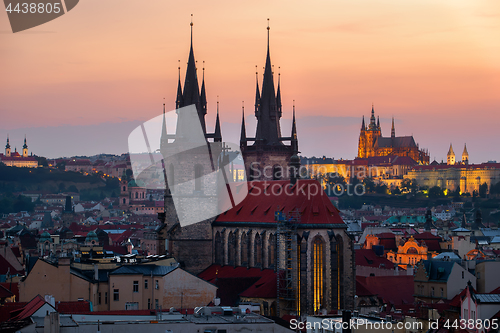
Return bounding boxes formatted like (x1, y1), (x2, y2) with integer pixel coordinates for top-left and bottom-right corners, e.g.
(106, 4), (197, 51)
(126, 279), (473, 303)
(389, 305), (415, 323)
(357, 106), (430, 164)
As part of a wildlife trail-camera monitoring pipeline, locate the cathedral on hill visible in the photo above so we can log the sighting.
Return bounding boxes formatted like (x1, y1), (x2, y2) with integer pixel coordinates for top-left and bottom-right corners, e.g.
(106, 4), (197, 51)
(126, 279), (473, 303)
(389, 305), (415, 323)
(357, 106), (430, 164)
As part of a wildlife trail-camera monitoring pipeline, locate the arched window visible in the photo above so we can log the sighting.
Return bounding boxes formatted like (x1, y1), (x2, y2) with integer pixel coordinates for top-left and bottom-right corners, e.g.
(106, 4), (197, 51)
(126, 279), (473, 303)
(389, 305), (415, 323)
(215, 232), (223, 265)
(122, 198), (126, 204)
(268, 233), (276, 269)
(122, 186), (126, 192)
(335, 235), (344, 310)
(312, 237), (325, 313)
(135, 192), (138, 199)
(194, 164), (203, 191)
(228, 232), (236, 266)
(241, 231), (249, 267)
(254, 233), (263, 268)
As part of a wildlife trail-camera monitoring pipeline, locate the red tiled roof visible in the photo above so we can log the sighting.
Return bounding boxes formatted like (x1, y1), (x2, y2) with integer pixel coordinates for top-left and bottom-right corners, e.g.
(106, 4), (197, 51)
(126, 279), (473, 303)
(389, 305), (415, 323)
(9, 295), (49, 321)
(0, 154), (37, 161)
(356, 278), (376, 297)
(216, 180), (345, 226)
(0, 302), (26, 323)
(56, 301), (91, 314)
(0, 255), (24, 275)
(357, 275), (414, 306)
(449, 287), (472, 307)
(356, 249), (395, 269)
(198, 264), (277, 304)
(413, 233), (442, 251)
(0, 283), (19, 300)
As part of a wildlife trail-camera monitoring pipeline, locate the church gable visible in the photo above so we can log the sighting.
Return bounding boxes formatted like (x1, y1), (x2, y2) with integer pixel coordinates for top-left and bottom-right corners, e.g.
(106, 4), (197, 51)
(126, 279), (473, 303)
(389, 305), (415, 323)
(215, 179), (345, 227)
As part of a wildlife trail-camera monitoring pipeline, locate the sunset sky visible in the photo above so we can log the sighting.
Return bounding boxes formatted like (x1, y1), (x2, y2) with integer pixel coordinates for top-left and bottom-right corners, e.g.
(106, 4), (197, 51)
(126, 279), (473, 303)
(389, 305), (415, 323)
(1, 0), (499, 162)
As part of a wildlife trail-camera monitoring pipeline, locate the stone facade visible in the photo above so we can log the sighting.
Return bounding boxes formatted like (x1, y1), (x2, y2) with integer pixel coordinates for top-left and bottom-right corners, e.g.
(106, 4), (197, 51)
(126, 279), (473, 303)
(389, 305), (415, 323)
(406, 162), (500, 194)
(212, 224), (355, 316)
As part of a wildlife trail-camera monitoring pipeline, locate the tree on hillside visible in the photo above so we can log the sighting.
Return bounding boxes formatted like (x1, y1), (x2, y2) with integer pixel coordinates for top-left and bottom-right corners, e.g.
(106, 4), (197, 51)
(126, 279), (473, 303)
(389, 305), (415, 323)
(363, 177), (375, 193)
(479, 182), (488, 198)
(428, 186), (444, 198)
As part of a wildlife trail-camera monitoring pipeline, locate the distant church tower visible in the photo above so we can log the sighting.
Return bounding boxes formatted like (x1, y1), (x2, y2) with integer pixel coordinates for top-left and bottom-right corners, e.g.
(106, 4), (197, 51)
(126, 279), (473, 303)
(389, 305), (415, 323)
(447, 143), (455, 165)
(357, 105), (381, 158)
(5, 136), (11, 157)
(240, 21), (298, 181)
(22, 136), (28, 158)
(462, 144), (469, 164)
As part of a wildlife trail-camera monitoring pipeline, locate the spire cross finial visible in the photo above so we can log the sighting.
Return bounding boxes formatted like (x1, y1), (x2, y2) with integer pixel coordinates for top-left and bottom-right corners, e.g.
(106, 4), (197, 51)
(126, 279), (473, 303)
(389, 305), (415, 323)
(267, 18), (270, 48)
(217, 95), (219, 114)
(293, 99), (295, 111)
(190, 14), (194, 44)
(242, 100), (245, 111)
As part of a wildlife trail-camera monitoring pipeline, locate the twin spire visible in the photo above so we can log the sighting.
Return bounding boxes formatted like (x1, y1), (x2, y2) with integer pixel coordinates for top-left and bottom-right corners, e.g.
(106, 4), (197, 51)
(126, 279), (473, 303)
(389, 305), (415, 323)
(250, 19), (292, 146)
(169, 16), (221, 144)
(241, 19), (297, 152)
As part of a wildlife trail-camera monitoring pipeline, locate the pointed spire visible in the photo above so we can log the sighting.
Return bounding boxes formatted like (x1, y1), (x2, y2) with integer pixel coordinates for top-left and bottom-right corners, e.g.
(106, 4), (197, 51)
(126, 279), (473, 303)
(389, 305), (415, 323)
(161, 101), (168, 149)
(462, 143), (469, 164)
(391, 117), (395, 138)
(23, 135), (28, 149)
(240, 101), (247, 147)
(448, 143), (455, 156)
(254, 65), (260, 117)
(361, 116), (366, 131)
(276, 67), (282, 118)
(200, 61), (207, 116)
(5, 135), (10, 149)
(214, 96), (222, 142)
(182, 15), (204, 131)
(291, 100), (298, 153)
(377, 115), (380, 130)
(369, 103), (376, 129)
(176, 60), (183, 109)
(290, 100), (300, 185)
(255, 18), (280, 144)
